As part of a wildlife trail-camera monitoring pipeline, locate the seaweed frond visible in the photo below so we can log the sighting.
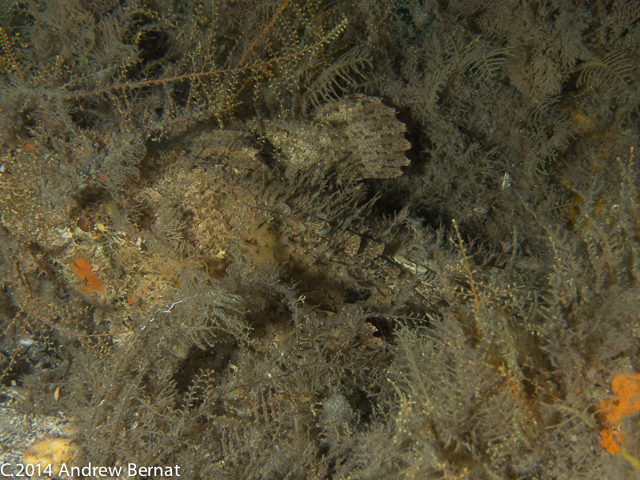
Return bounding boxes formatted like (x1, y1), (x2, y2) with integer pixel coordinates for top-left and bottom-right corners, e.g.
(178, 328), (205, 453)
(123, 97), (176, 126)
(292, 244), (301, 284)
(0, 25), (23, 79)
(577, 50), (633, 89)
(301, 44), (373, 113)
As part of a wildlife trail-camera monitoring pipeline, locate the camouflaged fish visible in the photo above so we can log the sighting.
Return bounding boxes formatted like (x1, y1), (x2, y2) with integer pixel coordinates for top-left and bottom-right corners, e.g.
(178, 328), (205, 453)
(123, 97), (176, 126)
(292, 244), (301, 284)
(263, 95), (411, 179)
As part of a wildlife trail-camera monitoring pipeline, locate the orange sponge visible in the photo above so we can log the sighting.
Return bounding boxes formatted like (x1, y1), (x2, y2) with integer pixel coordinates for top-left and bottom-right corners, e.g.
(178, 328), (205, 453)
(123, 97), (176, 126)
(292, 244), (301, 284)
(598, 373), (640, 453)
(70, 258), (105, 293)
